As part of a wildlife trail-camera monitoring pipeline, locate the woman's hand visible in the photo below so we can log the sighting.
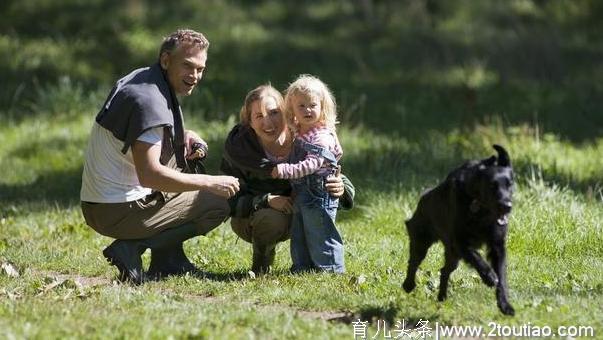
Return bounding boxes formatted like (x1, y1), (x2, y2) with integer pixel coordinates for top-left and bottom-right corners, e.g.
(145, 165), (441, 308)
(325, 174), (345, 198)
(267, 194), (293, 214)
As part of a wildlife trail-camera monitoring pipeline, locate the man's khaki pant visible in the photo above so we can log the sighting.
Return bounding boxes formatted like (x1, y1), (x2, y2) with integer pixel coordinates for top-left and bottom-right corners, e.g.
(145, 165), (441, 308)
(81, 190), (230, 239)
(230, 208), (291, 247)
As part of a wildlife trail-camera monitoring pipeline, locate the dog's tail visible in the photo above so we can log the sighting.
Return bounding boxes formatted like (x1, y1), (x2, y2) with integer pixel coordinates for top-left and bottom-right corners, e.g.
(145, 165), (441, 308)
(493, 144), (511, 167)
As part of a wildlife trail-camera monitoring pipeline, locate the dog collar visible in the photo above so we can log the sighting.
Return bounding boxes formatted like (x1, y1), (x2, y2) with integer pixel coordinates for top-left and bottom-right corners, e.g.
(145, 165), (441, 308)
(497, 214), (509, 226)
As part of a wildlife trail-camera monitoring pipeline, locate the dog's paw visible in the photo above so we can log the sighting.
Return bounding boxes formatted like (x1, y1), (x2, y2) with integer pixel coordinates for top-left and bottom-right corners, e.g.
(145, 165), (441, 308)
(402, 279), (416, 293)
(437, 291), (447, 301)
(498, 302), (515, 316)
(482, 271), (499, 287)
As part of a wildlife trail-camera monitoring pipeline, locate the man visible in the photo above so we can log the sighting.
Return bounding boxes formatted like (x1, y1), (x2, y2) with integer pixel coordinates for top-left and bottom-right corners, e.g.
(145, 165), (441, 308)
(80, 29), (240, 284)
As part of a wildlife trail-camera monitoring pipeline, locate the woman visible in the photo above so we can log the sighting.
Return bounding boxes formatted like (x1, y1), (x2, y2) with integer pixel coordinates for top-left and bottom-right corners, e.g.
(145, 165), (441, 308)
(221, 84), (355, 274)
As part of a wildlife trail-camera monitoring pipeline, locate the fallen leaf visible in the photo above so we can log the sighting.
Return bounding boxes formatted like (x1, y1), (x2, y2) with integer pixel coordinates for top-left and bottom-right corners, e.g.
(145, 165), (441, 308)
(350, 274), (367, 286)
(1, 262), (19, 278)
(38, 278), (68, 295)
(1, 288), (23, 300)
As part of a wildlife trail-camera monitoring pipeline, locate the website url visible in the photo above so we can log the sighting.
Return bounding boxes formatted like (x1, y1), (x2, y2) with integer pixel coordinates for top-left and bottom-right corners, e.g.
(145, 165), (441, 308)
(435, 322), (595, 338)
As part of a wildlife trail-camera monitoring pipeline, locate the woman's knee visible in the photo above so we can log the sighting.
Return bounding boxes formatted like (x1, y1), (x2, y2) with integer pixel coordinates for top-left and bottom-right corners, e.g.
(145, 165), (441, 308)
(250, 209), (291, 245)
(230, 217), (253, 243)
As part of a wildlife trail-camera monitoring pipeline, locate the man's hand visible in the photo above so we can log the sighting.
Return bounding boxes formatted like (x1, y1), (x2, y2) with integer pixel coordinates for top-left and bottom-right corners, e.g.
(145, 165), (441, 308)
(267, 194), (293, 214)
(184, 130), (207, 159)
(132, 140), (239, 196)
(205, 175), (240, 198)
(325, 175), (344, 198)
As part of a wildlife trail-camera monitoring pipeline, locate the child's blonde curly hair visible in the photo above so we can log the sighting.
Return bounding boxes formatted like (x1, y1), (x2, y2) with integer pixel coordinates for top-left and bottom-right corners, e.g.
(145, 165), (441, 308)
(284, 74), (338, 131)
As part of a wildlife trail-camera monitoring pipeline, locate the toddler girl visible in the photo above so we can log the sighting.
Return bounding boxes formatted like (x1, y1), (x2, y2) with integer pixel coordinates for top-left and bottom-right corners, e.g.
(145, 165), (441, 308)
(271, 74), (344, 273)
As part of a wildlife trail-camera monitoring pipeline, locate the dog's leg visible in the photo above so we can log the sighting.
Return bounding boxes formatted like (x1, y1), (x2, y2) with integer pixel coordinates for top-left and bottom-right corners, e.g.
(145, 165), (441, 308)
(488, 243), (515, 316)
(460, 248), (498, 287)
(403, 221), (433, 293)
(403, 240), (430, 292)
(438, 247), (459, 301)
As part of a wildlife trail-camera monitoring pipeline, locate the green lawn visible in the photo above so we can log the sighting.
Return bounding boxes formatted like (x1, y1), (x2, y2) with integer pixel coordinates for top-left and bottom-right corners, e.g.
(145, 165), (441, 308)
(2, 1), (602, 338)
(1, 93), (601, 338)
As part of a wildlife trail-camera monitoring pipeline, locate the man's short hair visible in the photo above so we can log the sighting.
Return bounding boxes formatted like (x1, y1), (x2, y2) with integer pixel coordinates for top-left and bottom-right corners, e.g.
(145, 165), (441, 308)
(158, 29), (209, 59)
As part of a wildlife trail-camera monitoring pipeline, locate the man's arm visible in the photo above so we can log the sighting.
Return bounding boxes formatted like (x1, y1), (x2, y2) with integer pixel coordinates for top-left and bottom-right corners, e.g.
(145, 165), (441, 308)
(221, 155), (293, 216)
(132, 140), (239, 198)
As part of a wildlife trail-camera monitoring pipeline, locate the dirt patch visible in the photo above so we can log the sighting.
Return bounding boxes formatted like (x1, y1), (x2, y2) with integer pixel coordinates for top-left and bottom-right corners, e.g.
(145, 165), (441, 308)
(26, 269), (355, 323)
(35, 270), (112, 287)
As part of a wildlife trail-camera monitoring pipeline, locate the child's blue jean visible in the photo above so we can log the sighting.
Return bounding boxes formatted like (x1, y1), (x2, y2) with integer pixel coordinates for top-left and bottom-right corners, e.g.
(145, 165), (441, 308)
(290, 175), (345, 273)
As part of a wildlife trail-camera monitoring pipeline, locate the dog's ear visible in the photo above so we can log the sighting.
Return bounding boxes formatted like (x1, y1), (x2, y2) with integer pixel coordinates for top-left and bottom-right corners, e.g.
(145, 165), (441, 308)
(480, 156), (496, 167)
(493, 144), (511, 167)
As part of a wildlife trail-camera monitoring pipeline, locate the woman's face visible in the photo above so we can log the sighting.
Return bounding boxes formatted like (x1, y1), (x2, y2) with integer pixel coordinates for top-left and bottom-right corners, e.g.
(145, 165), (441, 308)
(249, 97), (286, 145)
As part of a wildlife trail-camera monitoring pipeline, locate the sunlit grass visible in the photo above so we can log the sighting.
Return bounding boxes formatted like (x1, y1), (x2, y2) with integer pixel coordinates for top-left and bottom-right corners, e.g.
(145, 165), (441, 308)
(1, 1), (602, 337)
(1, 83), (602, 337)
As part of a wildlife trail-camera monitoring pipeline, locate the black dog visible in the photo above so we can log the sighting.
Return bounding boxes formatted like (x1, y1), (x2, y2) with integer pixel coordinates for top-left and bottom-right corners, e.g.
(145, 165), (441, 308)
(403, 144), (515, 315)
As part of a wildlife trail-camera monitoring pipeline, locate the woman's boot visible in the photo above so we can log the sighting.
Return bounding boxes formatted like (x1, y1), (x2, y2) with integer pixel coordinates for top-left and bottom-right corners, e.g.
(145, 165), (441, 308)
(251, 242), (276, 275)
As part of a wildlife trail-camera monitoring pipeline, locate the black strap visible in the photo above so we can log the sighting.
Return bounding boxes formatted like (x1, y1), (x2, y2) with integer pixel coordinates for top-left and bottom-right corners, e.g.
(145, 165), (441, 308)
(163, 71), (186, 169)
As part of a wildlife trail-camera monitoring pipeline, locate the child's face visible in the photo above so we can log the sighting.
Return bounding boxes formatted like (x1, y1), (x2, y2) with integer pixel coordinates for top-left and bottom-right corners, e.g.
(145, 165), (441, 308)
(249, 97), (286, 145)
(291, 94), (322, 132)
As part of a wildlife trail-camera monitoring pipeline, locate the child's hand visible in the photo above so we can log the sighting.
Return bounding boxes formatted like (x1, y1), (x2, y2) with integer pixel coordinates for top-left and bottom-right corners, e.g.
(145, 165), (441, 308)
(271, 167), (279, 178)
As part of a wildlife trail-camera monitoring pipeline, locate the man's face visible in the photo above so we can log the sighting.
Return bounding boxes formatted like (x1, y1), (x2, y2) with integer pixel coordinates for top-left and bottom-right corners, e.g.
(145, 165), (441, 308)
(160, 44), (207, 96)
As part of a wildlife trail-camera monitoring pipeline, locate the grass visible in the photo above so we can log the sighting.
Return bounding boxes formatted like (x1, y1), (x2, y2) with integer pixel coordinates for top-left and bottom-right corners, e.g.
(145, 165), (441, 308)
(0, 82), (602, 339)
(1, 1), (602, 337)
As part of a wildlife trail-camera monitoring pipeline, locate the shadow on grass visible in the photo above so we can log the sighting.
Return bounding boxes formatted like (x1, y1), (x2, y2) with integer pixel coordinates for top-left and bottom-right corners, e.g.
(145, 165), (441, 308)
(198, 269), (251, 282)
(0, 166), (83, 211)
(144, 269), (252, 283)
(327, 302), (439, 329)
(149, 267), (316, 283)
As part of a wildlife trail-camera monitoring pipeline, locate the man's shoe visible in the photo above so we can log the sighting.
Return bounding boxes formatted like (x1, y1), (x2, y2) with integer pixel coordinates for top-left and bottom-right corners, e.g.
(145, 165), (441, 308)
(102, 240), (145, 285)
(147, 243), (199, 279)
(145, 223), (200, 279)
(104, 223), (200, 282)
